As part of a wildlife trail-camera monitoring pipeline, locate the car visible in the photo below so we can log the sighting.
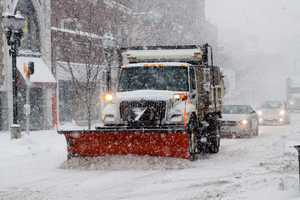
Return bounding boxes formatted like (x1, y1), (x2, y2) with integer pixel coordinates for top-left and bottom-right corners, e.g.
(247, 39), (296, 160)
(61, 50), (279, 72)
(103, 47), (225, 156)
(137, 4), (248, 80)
(220, 105), (259, 138)
(257, 101), (290, 125)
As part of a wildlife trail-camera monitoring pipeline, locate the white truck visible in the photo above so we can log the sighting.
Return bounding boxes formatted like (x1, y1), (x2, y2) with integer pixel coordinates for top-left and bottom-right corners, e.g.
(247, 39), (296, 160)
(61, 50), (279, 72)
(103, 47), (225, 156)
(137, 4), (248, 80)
(58, 45), (225, 160)
(97, 44), (225, 159)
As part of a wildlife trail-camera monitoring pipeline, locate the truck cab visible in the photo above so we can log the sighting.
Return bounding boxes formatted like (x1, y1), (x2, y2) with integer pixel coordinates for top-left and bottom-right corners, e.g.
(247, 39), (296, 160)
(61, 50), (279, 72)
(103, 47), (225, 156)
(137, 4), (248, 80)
(101, 46), (224, 129)
(103, 62), (194, 127)
(60, 44), (225, 160)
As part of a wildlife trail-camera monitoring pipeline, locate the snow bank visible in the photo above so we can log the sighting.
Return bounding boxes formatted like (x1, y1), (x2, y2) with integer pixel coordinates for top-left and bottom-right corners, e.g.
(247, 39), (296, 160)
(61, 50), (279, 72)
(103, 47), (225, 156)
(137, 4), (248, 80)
(61, 155), (193, 171)
(2, 118), (300, 200)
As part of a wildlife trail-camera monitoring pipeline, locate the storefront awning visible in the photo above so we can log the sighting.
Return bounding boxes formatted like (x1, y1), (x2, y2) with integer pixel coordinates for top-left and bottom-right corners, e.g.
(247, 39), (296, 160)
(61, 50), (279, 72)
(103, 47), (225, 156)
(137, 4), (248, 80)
(17, 56), (56, 84)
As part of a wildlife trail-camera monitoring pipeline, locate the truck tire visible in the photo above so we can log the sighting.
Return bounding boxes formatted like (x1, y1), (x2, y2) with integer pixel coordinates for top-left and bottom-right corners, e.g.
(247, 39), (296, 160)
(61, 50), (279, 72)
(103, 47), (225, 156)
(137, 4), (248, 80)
(208, 127), (221, 153)
(188, 113), (198, 160)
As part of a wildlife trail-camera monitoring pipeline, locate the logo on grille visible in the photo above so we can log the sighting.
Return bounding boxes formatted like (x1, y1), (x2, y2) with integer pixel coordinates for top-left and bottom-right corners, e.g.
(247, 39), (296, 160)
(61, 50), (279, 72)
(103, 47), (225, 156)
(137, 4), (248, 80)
(132, 107), (147, 121)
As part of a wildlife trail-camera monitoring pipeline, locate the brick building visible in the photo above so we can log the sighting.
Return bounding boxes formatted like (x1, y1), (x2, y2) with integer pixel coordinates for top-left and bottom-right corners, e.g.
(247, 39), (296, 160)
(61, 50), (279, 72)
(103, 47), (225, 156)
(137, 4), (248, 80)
(0, 0), (7, 130)
(3, 0), (56, 130)
(1, 0), (217, 129)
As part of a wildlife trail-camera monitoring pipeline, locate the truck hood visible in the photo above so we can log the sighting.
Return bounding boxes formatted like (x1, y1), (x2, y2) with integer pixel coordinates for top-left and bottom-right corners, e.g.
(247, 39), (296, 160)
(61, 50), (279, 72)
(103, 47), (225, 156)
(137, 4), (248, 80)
(221, 114), (249, 122)
(116, 90), (184, 101)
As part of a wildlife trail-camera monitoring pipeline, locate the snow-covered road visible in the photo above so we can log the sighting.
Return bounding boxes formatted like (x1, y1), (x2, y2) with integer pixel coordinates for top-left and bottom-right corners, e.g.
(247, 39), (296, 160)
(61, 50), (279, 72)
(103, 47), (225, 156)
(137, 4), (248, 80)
(1, 115), (300, 200)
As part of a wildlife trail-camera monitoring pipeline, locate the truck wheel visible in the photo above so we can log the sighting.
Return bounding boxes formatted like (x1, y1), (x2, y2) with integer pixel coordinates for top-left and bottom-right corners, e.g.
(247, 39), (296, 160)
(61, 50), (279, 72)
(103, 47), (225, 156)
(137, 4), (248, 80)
(188, 114), (198, 160)
(67, 153), (73, 160)
(208, 128), (220, 153)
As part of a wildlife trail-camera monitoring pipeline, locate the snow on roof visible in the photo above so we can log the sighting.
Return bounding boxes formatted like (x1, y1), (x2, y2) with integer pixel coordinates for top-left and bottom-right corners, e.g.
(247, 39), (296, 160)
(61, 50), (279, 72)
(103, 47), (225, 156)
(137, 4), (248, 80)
(17, 56), (56, 83)
(123, 62), (191, 68)
(51, 27), (103, 40)
(123, 49), (203, 64)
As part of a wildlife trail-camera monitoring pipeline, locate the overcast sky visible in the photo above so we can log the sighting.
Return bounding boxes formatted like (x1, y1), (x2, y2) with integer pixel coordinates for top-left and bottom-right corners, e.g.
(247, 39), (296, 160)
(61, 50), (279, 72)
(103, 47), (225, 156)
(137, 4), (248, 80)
(206, 0), (300, 103)
(207, 0), (300, 55)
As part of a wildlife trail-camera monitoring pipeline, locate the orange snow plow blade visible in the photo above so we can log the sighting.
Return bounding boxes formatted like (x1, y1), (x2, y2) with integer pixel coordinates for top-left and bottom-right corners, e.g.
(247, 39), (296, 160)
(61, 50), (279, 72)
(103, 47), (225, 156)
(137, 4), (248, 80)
(58, 127), (190, 159)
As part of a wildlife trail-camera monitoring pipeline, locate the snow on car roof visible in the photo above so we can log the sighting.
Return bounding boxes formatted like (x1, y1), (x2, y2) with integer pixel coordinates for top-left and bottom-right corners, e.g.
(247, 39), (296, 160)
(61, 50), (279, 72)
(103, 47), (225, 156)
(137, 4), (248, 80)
(122, 62), (191, 68)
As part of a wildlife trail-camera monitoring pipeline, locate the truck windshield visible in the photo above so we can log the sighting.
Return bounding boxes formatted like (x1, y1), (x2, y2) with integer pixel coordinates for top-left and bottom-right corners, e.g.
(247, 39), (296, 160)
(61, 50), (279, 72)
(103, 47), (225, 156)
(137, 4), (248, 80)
(118, 66), (189, 92)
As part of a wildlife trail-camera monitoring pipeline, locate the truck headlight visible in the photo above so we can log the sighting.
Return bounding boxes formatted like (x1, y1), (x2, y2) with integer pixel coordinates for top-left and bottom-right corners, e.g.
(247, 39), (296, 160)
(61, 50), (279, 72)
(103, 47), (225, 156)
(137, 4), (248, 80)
(104, 93), (113, 102)
(240, 119), (248, 125)
(279, 110), (286, 116)
(257, 110), (263, 116)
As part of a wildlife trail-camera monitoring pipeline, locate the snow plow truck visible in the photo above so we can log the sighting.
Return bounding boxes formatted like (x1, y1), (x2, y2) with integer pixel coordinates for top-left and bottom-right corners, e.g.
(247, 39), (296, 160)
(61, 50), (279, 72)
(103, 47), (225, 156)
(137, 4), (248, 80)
(59, 44), (225, 160)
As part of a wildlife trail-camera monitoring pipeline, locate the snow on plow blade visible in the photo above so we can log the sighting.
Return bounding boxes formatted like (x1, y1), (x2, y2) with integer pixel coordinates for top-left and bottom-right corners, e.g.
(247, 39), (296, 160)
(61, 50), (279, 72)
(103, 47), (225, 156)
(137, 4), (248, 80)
(58, 127), (190, 159)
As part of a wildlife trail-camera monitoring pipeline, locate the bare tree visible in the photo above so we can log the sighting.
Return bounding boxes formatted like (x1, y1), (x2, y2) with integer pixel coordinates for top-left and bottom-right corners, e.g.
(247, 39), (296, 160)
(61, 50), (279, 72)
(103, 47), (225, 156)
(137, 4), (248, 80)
(127, 0), (208, 46)
(52, 1), (106, 129)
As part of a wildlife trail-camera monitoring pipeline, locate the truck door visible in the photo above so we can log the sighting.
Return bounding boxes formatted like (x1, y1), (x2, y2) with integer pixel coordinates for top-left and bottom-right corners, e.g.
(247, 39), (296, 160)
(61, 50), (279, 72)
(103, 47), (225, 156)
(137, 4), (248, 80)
(189, 66), (197, 104)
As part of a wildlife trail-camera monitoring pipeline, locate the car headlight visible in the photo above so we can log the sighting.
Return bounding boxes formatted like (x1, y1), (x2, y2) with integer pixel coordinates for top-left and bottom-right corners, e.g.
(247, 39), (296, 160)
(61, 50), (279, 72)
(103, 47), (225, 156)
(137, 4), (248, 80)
(289, 101), (295, 105)
(279, 110), (286, 116)
(240, 119), (248, 125)
(257, 110), (263, 116)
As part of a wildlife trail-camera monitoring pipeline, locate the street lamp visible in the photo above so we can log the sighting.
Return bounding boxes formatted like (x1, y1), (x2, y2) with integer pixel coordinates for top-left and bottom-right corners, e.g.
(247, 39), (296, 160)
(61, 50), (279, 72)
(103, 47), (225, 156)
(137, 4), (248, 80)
(102, 33), (116, 92)
(2, 11), (25, 138)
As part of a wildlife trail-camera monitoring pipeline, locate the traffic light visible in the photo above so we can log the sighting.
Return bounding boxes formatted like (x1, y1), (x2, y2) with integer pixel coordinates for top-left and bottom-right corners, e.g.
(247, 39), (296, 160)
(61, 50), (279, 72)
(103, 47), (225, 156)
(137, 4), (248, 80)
(23, 61), (34, 79)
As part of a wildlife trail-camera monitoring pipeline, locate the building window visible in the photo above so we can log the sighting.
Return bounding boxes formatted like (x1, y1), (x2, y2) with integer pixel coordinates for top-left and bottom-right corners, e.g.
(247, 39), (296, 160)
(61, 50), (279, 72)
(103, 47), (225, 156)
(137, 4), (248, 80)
(60, 18), (82, 31)
(16, 0), (41, 52)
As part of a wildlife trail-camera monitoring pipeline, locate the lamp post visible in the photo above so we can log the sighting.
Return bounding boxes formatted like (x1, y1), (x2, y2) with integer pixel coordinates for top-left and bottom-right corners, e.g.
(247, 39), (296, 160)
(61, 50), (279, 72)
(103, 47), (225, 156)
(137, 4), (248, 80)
(2, 11), (25, 138)
(102, 33), (116, 92)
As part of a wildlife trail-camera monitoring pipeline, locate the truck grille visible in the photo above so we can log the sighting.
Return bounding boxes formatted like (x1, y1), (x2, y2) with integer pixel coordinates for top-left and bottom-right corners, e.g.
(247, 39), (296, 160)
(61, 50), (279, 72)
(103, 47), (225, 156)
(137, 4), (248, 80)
(120, 101), (166, 126)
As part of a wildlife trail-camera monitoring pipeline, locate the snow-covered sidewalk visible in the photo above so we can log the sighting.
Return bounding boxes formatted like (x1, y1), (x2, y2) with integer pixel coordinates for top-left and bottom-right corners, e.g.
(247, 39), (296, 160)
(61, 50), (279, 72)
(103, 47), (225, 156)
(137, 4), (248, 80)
(1, 116), (300, 200)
